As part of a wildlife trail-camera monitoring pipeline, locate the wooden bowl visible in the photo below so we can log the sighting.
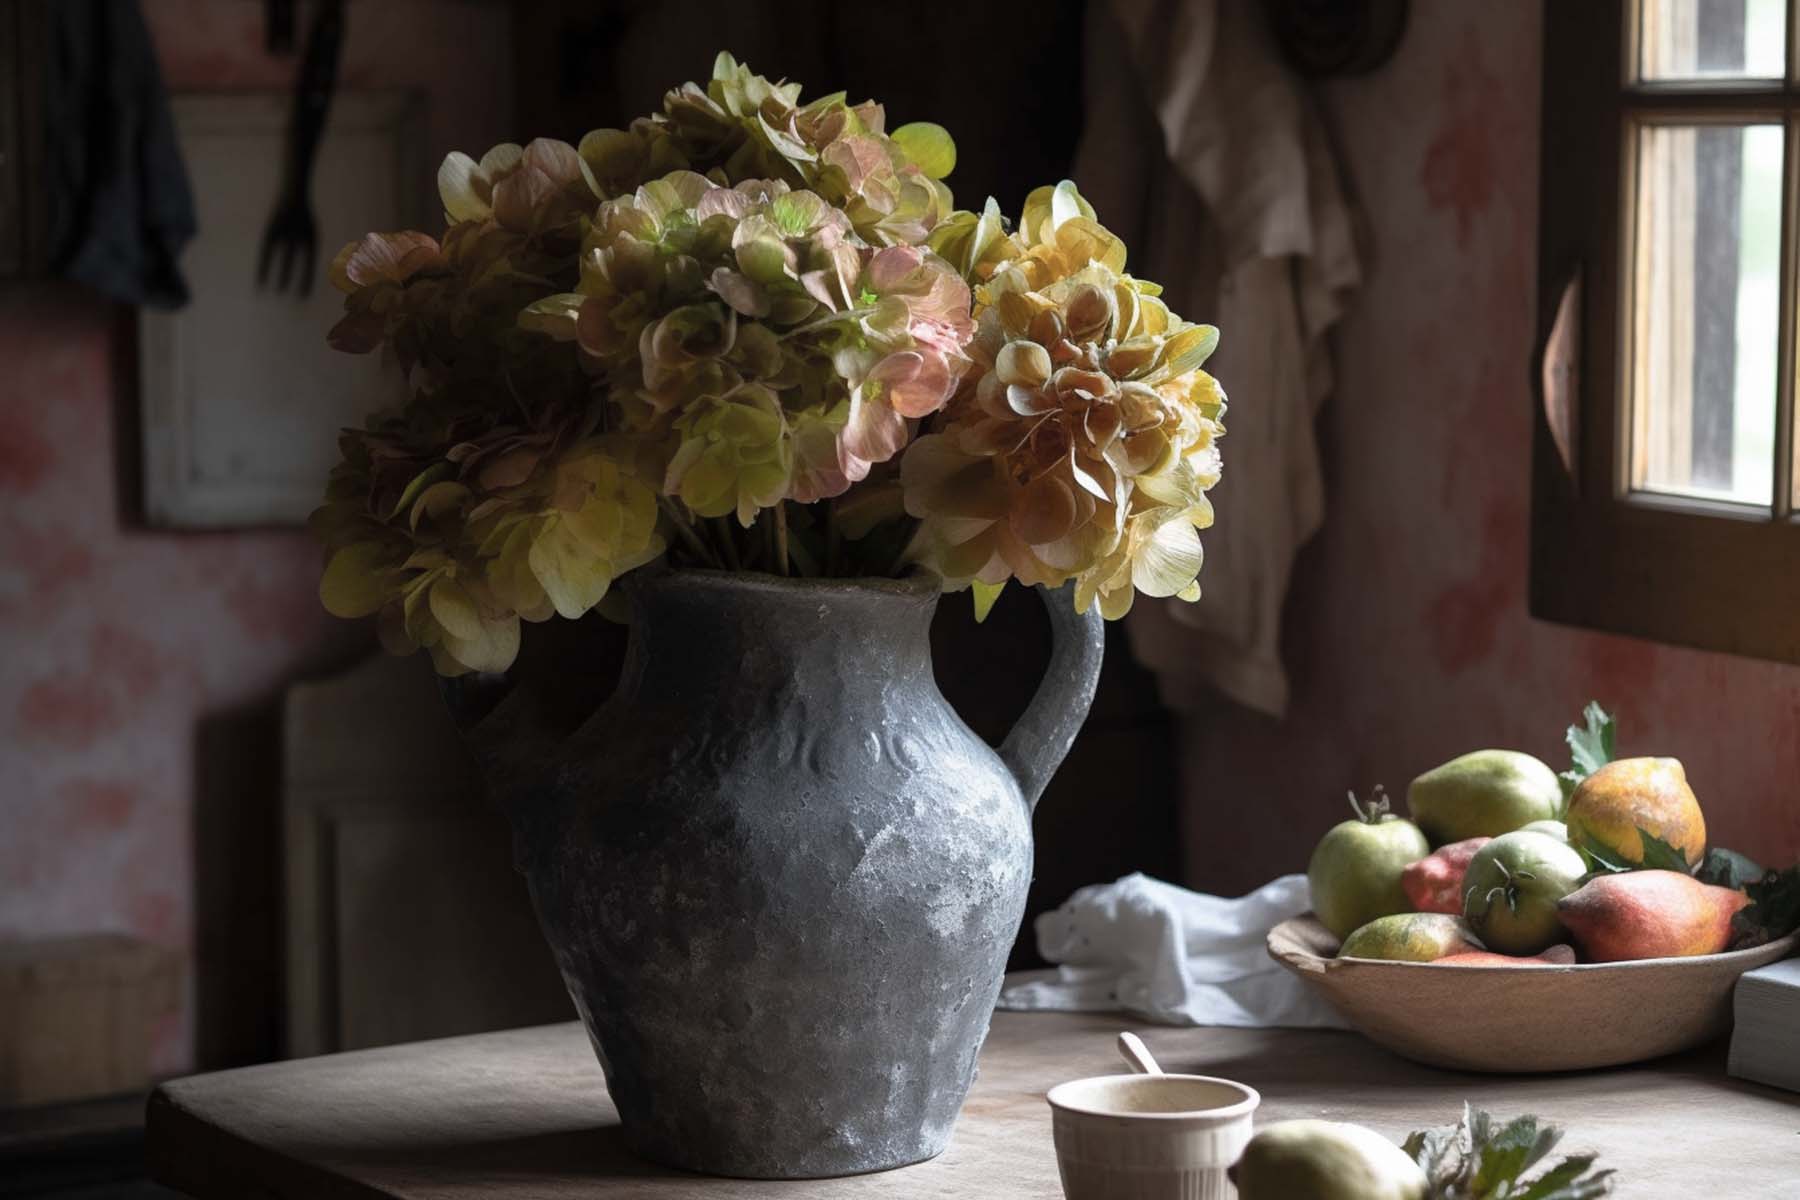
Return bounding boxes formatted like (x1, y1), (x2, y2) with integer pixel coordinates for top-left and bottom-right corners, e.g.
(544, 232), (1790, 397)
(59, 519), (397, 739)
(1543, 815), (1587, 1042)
(1267, 914), (1798, 1073)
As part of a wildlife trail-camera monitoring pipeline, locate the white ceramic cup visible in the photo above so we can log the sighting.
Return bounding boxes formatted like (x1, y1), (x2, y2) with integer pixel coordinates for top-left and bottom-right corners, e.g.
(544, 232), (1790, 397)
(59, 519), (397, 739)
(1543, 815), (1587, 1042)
(1047, 1072), (1261, 1200)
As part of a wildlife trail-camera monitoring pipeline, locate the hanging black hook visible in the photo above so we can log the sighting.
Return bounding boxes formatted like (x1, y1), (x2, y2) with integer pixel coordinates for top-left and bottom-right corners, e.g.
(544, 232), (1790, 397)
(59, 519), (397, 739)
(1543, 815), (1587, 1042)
(256, 0), (346, 296)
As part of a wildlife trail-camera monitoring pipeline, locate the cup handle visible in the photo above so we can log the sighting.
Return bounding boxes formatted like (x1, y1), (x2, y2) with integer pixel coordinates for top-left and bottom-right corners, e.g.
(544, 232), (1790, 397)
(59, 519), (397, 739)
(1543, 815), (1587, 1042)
(1117, 1031), (1163, 1076)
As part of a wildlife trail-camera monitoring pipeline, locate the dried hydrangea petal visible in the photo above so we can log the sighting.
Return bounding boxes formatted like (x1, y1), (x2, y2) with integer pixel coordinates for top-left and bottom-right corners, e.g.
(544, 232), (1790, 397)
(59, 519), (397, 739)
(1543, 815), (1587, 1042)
(901, 180), (1225, 610)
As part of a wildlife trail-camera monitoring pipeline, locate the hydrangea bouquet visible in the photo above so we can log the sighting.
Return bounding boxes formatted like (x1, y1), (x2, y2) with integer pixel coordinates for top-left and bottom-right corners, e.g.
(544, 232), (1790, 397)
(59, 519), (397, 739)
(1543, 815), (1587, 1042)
(314, 54), (1226, 675)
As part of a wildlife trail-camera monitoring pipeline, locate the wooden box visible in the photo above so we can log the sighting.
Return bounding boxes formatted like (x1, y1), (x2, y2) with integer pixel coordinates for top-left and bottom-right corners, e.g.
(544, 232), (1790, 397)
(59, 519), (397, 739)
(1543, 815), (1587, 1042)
(0, 935), (180, 1107)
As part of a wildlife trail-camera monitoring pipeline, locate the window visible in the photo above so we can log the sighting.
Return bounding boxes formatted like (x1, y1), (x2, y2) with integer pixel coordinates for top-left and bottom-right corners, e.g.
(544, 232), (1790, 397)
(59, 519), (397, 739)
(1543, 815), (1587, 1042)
(1534, 0), (1800, 661)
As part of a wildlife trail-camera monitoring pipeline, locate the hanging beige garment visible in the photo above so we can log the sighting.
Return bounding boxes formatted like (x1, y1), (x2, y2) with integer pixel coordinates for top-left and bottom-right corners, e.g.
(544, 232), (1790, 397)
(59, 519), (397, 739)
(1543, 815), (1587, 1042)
(1074, 0), (1362, 717)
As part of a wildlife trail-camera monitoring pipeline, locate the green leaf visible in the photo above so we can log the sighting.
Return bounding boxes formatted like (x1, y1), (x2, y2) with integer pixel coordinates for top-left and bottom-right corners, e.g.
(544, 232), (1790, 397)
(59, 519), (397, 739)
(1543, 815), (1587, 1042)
(1470, 1114), (1559, 1193)
(1567, 701), (1616, 773)
(1404, 1121), (1462, 1181)
(1575, 825), (1690, 875)
(1575, 836), (1634, 876)
(891, 122), (956, 179)
(1733, 864), (1800, 948)
(1559, 701), (1616, 804)
(1698, 846), (1766, 891)
(1517, 1155), (1617, 1200)
(1635, 829), (1694, 873)
(1407, 1105), (1616, 1200)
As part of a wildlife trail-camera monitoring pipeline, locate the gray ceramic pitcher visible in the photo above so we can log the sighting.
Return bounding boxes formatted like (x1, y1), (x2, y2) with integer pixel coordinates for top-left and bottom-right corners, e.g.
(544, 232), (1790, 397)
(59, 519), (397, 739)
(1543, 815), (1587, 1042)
(446, 568), (1103, 1178)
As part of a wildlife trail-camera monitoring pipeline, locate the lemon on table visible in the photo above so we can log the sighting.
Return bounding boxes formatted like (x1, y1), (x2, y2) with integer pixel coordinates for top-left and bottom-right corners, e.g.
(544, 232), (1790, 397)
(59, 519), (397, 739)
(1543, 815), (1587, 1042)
(1231, 1120), (1427, 1200)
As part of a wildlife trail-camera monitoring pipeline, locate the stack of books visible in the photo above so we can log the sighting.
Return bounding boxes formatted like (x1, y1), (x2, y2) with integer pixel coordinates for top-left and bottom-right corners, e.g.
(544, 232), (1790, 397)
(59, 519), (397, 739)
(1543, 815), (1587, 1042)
(1728, 957), (1800, 1093)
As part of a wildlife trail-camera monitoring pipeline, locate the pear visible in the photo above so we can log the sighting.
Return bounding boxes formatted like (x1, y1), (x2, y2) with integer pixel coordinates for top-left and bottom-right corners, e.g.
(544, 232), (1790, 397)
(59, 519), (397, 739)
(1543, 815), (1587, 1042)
(1407, 750), (1562, 845)
(1231, 1120), (1427, 1200)
(1339, 913), (1483, 962)
(1436, 944), (1577, 966)
(1558, 870), (1748, 961)
(1400, 836), (1490, 914)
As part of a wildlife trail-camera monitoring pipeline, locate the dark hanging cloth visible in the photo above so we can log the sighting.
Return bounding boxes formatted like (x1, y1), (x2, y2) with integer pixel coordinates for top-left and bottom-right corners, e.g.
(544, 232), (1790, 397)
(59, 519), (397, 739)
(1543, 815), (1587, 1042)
(43, 0), (196, 309)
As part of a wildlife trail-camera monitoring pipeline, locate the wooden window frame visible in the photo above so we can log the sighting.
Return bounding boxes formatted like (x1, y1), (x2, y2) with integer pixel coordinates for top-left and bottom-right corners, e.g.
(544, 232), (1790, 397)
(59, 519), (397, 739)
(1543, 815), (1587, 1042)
(1534, 0), (1800, 662)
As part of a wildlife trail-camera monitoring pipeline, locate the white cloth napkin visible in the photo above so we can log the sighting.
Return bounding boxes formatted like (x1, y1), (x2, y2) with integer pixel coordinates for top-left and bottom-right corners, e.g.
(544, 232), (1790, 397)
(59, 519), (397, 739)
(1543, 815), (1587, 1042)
(998, 873), (1348, 1029)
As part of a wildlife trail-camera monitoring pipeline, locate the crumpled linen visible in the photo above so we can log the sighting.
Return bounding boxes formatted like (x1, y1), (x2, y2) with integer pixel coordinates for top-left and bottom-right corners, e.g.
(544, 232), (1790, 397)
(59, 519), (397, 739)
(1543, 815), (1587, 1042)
(998, 872), (1348, 1029)
(1074, 0), (1362, 717)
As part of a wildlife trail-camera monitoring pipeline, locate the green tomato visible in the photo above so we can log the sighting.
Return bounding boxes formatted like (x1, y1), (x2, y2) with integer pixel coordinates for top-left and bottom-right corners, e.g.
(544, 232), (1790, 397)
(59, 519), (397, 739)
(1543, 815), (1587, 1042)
(1461, 830), (1588, 954)
(1519, 818), (1571, 843)
(1308, 790), (1431, 941)
(1231, 1120), (1427, 1200)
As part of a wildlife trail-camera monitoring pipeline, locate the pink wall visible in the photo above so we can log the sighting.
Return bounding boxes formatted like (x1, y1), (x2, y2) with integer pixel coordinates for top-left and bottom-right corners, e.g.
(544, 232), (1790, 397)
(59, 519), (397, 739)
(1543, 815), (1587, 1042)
(0, 0), (511, 1074)
(1183, 2), (1800, 895)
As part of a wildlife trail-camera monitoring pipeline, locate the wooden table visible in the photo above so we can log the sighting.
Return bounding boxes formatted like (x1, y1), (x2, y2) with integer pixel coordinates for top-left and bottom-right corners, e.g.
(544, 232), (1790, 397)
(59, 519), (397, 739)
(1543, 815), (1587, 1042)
(147, 1011), (1800, 1198)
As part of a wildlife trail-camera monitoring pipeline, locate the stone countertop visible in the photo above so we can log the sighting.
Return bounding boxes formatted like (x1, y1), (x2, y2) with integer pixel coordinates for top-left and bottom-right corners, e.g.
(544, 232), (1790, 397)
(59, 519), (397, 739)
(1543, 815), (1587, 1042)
(147, 1010), (1800, 1198)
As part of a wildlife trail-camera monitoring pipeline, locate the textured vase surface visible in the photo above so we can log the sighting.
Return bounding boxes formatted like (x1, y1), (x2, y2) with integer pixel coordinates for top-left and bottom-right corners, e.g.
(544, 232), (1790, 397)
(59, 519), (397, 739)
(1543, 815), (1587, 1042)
(451, 569), (1103, 1178)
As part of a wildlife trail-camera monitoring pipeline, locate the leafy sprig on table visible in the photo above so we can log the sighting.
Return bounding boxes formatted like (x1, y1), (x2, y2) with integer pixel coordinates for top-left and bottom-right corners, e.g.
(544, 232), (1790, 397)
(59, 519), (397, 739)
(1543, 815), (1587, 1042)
(1405, 1105), (1614, 1200)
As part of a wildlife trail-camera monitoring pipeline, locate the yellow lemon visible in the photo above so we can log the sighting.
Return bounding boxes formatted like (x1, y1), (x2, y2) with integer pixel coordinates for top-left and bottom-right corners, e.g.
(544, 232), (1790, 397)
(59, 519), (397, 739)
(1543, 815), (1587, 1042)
(1565, 757), (1706, 867)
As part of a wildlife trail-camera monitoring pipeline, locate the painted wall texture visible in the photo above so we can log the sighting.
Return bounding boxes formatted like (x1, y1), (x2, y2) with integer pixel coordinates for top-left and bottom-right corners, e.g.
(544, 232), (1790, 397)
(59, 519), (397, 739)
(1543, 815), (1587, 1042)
(0, 0), (512, 1074)
(1183, 2), (1800, 895)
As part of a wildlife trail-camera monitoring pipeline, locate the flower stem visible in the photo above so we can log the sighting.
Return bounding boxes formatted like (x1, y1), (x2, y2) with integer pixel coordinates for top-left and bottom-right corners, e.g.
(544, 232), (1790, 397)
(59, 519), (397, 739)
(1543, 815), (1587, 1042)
(882, 515), (921, 578)
(825, 500), (842, 577)
(713, 517), (743, 571)
(774, 502), (790, 577)
(660, 498), (722, 569)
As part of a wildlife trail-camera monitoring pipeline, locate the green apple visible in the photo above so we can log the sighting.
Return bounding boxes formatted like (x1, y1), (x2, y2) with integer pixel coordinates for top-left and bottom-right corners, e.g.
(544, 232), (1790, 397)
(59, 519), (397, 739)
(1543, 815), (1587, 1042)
(1307, 789), (1430, 941)
(1461, 830), (1588, 954)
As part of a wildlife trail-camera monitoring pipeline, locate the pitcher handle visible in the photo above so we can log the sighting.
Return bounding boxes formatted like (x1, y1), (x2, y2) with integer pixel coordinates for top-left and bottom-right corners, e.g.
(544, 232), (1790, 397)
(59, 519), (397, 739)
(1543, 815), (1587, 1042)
(998, 584), (1106, 814)
(440, 672), (512, 738)
(439, 671), (565, 821)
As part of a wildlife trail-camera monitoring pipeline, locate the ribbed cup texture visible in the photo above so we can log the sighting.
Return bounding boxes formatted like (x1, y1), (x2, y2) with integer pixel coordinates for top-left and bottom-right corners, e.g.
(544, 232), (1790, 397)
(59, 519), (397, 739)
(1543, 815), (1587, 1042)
(1052, 1108), (1252, 1200)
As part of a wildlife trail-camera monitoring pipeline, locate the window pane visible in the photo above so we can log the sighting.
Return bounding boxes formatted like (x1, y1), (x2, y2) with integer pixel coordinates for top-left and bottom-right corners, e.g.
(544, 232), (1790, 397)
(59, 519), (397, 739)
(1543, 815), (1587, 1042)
(1631, 123), (1780, 506)
(1639, 0), (1786, 80)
